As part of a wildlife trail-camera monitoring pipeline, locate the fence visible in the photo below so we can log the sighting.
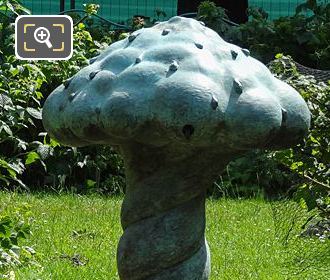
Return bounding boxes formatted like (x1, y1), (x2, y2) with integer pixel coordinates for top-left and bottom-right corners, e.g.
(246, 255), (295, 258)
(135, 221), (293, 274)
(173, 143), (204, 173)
(22, 1), (178, 23)
(249, 0), (329, 19)
(21, 1), (329, 22)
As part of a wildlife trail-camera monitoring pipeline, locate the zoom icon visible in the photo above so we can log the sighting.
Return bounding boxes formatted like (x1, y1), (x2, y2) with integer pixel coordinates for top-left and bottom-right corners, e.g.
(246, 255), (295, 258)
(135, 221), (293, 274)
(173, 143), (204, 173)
(15, 15), (73, 60)
(34, 27), (53, 48)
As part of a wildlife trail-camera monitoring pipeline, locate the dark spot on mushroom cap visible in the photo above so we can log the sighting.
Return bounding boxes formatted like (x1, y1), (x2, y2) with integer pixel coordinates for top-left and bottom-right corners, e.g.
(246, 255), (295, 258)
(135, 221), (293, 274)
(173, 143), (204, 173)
(281, 108), (287, 126)
(169, 61), (179, 72)
(68, 93), (76, 102)
(195, 43), (203, 49)
(182, 124), (194, 140)
(128, 34), (138, 42)
(211, 96), (218, 110)
(231, 50), (238, 60)
(89, 71), (99, 80)
(63, 78), (73, 89)
(233, 79), (243, 94)
(135, 57), (142, 64)
(162, 29), (170, 35)
(199, 21), (205, 26)
(242, 48), (250, 56)
(89, 56), (99, 65)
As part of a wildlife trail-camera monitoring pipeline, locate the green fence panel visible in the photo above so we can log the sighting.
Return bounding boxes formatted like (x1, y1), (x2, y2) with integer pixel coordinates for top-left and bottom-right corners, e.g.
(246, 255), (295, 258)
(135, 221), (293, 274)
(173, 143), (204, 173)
(22, 0), (177, 22)
(24, 0), (62, 14)
(21, 1), (330, 22)
(250, 0), (329, 19)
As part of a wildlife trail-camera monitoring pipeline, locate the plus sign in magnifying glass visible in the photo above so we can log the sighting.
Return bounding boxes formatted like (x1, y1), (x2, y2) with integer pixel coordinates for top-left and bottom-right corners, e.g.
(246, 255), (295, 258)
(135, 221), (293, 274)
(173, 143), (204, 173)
(34, 27), (53, 48)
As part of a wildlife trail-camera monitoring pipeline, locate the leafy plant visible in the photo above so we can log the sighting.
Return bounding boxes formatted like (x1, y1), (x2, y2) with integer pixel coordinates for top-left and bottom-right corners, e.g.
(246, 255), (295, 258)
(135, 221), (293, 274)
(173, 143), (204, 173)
(198, 0), (330, 69)
(0, 0), (30, 17)
(268, 54), (329, 233)
(269, 55), (329, 191)
(0, 57), (46, 188)
(228, 0), (330, 69)
(211, 150), (295, 199)
(0, 1), (125, 193)
(197, 1), (231, 36)
(0, 204), (37, 273)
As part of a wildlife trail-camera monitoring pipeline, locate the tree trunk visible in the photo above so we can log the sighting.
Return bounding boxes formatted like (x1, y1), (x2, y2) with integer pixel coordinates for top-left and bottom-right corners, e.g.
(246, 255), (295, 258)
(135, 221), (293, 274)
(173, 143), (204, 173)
(60, 0), (65, 13)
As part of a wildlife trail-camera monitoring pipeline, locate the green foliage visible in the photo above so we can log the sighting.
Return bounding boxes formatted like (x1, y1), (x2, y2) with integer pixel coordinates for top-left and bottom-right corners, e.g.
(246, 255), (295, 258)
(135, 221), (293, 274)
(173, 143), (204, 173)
(83, 3), (100, 15)
(0, 204), (37, 273)
(0, 2), (125, 193)
(268, 54), (330, 220)
(199, 0), (330, 69)
(197, 1), (231, 35)
(43, 145), (125, 194)
(233, 1), (330, 68)
(0, 0), (30, 17)
(127, 16), (148, 30)
(0, 56), (46, 188)
(125, 9), (168, 30)
(210, 151), (295, 199)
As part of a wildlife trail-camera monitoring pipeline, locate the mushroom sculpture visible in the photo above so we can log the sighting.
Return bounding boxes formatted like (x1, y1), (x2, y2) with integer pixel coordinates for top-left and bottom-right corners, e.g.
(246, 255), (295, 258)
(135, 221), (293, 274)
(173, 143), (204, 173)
(42, 16), (310, 280)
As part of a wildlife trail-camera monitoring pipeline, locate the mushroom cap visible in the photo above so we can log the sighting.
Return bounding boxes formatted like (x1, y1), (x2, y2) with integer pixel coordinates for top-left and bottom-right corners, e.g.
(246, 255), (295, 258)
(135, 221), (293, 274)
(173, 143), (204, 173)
(42, 16), (310, 151)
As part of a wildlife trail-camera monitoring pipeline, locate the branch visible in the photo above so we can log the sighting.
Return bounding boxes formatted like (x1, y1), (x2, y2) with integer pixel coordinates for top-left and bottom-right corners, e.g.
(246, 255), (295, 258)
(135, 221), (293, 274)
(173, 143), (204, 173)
(303, 174), (330, 190)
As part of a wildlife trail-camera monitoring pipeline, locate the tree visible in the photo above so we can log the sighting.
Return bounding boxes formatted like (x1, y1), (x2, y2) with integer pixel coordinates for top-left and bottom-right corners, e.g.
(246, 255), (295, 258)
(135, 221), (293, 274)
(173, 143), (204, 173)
(177, 0), (248, 23)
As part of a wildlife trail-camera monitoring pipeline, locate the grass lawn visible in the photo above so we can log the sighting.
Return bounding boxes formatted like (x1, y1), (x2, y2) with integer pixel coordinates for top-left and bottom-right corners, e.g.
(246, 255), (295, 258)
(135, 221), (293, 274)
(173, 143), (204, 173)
(0, 192), (329, 279)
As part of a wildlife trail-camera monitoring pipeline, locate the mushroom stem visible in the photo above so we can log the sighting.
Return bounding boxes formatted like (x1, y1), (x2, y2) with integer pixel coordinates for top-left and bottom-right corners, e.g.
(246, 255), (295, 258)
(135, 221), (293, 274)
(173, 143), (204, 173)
(117, 143), (234, 280)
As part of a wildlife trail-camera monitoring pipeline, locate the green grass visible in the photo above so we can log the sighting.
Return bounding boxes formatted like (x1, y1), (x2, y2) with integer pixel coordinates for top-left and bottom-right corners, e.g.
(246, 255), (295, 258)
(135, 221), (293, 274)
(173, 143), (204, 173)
(0, 193), (329, 279)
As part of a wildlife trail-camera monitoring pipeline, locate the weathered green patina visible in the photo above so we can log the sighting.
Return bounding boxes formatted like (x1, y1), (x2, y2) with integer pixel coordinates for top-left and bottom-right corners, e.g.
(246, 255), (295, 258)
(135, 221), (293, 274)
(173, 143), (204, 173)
(42, 16), (310, 280)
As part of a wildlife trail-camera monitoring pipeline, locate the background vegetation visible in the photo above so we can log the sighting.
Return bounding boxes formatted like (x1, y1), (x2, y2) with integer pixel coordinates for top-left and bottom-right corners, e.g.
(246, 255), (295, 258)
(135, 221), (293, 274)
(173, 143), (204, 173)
(199, 0), (330, 69)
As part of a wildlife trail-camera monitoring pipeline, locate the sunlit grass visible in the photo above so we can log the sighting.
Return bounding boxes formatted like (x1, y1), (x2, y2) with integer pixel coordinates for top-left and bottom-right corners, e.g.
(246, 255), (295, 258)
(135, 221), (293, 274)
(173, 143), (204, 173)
(0, 192), (329, 279)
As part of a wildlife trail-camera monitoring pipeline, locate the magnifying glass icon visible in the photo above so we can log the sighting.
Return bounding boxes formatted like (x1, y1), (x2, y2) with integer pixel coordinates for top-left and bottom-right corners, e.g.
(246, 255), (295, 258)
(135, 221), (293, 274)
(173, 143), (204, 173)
(34, 27), (53, 48)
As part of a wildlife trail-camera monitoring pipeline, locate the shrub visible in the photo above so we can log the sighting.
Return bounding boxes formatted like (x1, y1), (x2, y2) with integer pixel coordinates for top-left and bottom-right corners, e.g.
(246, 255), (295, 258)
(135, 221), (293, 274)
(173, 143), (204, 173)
(269, 54), (329, 223)
(0, 203), (38, 274)
(0, 2), (125, 193)
(198, 0), (330, 69)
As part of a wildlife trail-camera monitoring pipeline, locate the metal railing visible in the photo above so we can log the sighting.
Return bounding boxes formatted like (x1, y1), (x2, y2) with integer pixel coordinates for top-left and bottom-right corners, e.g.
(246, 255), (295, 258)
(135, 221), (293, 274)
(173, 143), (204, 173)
(58, 9), (133, 30)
